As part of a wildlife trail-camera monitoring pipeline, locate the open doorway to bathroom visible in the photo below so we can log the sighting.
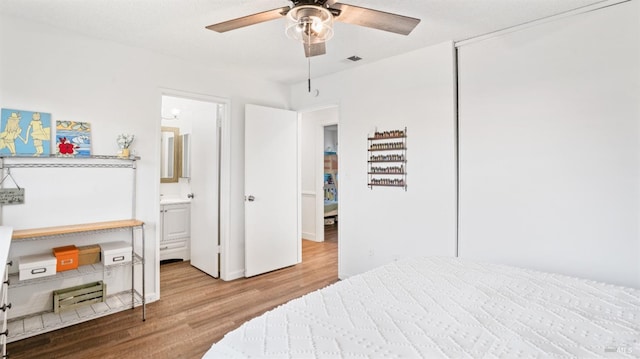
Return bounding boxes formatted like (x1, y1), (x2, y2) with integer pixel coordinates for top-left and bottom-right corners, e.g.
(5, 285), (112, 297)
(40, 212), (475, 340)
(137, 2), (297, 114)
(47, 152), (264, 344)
(159, 94), (224, 284)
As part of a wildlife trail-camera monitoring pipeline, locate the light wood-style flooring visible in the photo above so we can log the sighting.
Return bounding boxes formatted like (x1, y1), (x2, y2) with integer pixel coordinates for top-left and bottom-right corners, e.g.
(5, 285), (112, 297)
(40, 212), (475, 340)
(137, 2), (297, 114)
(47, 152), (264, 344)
(8, 224), (338, 358)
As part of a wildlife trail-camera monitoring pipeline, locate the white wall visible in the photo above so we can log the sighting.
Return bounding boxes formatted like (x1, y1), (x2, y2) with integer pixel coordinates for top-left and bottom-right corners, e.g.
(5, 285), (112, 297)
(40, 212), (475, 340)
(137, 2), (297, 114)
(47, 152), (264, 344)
(457, 0), (640, 288)
(300, 107), (339, 241)
(292, 42), (458, 278)
(300, 110), (316, 241)
(300, 111), (315, 241)
(0, 15), (290, 302)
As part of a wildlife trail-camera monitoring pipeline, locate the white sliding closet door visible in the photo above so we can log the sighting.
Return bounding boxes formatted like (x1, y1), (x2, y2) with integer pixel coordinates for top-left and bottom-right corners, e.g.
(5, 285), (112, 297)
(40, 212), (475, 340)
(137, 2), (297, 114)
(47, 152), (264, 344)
(457, 1), (639, 287)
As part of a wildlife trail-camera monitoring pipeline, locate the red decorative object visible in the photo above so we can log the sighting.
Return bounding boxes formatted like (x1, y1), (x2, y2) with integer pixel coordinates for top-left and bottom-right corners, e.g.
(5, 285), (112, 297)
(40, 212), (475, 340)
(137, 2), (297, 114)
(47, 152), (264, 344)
(57, 137), (78, 155)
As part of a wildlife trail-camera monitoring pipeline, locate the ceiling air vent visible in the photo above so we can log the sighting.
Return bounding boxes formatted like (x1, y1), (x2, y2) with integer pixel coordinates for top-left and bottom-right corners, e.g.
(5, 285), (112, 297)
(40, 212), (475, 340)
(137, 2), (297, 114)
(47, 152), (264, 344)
(347, 55), (362, 62)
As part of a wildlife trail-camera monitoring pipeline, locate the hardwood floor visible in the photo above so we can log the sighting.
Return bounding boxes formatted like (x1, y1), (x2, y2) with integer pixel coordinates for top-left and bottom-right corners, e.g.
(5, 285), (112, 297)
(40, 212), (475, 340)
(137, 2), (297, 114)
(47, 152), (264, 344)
(7, 228), (338, 359)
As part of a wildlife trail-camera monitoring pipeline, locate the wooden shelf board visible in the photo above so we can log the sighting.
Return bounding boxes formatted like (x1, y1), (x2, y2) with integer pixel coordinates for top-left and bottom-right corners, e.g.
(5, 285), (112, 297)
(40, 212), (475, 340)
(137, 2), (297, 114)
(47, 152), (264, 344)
(367, 136), (407, 140)
(12, 219), (144, 240)
(367, 148), (407, 152)
(368, 160), (406, 163)
(368, 184), (407, 187)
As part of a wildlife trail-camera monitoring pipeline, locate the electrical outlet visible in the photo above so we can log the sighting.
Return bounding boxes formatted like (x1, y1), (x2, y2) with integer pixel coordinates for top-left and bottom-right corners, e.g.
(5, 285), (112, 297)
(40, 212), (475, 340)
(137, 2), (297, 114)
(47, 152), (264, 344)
(368, 249), (374, 257)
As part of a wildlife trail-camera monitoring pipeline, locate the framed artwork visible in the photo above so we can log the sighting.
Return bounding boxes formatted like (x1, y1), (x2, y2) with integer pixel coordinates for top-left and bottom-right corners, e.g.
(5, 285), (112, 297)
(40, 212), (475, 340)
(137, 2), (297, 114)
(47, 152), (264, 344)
(0, 108), (52, 157)
(56, 121), (92, 157)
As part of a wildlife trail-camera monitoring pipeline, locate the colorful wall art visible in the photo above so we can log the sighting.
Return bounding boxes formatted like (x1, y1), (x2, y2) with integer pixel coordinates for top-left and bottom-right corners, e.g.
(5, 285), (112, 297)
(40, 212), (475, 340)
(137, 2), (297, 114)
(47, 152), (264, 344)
(0, 108), (52, 156)
(56, 121), (92, 157)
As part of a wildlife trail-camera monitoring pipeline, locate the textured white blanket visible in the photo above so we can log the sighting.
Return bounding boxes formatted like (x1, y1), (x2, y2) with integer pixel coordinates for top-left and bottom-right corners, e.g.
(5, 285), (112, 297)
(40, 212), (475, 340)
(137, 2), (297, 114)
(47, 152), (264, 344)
(204, 257), (640, 358)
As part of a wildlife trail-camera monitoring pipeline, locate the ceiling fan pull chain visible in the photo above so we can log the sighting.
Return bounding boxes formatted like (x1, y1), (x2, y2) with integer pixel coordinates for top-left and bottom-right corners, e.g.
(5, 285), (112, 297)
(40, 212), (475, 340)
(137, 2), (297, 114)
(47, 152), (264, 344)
(308, 57), (312, 93)
(307, 32), (312, 93)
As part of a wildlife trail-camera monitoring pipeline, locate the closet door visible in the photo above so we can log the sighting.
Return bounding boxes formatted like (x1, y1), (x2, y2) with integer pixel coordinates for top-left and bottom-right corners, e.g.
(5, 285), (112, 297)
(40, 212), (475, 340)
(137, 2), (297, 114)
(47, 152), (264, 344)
(457, 1), (639, 287)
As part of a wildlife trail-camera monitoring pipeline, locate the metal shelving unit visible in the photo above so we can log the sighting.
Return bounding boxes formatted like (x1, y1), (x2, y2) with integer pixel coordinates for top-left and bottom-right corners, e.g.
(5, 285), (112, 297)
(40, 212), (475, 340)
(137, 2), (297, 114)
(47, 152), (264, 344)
(0, 156), (145, 343)
(0, 155), (140, 168)
(1, 257), (10, 358)
(367, 128), (407, 190)
(7, 290), (142, 342)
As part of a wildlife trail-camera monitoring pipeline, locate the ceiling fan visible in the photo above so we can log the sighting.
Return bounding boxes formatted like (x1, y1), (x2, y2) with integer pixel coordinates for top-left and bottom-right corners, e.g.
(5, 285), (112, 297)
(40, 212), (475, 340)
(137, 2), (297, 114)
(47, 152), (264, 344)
(206, 0), (421, 58)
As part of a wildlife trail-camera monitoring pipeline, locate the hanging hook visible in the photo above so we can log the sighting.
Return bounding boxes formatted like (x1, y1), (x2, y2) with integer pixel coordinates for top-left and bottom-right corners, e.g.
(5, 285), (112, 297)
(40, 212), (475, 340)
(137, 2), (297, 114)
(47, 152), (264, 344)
(0, 168), (21, 189)
(0, 169), (10, 186)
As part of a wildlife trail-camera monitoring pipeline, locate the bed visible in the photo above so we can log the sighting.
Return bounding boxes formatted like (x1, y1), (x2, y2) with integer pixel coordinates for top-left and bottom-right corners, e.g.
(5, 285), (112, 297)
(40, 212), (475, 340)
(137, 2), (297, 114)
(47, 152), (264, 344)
(324, 199), (338, 218)
(324, 180), (338, 219)
(203, 257), (640, 358)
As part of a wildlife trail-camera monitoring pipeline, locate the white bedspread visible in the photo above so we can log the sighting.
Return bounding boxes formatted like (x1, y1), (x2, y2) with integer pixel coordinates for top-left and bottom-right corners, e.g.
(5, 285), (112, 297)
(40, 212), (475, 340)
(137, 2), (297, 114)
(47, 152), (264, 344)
(203, 257), (640, 358)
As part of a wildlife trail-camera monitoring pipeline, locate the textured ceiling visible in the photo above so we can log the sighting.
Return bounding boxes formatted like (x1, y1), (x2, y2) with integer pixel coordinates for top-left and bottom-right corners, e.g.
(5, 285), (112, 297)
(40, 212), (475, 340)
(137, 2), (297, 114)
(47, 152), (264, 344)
(0, 0), (609, 84)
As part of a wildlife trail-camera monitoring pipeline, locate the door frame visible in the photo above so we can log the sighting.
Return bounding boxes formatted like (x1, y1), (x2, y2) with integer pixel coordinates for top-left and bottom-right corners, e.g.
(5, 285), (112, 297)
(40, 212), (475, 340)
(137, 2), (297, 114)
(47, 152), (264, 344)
(298, 104), (339, 244)
(157, 88), (231, 287)
(316, 121), (339, 242)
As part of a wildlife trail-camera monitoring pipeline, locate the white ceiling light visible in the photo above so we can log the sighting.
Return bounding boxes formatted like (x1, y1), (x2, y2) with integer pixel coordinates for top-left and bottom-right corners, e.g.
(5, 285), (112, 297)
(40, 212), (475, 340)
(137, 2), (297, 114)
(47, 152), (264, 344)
(285, 5), (334, 44)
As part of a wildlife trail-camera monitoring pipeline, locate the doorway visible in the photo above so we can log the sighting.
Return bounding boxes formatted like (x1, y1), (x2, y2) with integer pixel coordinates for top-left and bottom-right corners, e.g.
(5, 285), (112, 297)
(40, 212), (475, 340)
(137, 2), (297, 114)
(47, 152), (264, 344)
(300, 106), (339, 244)
(322, 124), (338, 244)
(158, 92), (230, 289)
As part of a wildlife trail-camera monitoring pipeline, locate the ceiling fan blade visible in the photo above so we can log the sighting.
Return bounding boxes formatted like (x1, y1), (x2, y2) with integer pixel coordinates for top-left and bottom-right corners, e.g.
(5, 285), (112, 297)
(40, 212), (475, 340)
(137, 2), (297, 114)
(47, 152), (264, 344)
(332, 3), (420, 35)
(206, 6), (289, 33)
(304, 42), (326, 57)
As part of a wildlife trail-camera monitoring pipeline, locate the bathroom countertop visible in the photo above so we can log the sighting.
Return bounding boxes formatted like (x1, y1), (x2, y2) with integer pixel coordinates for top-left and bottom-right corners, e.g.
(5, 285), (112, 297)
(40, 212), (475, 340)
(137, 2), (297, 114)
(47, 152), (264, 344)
(160, 198), (191, 205)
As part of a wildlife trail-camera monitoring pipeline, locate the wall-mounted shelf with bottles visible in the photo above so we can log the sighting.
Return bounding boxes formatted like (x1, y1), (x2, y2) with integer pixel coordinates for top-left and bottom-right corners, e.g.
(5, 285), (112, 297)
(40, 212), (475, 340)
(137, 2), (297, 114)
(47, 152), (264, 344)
(367, 128), (407, 190)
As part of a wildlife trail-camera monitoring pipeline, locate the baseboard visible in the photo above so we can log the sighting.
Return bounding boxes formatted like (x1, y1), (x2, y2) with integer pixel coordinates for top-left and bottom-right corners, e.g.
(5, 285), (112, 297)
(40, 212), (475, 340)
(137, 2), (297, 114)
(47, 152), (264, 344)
(338, 270), (351, 280)
(224, 269), (245, 281)
(144, 292), (159, 303)
(302, 231), (317, 241)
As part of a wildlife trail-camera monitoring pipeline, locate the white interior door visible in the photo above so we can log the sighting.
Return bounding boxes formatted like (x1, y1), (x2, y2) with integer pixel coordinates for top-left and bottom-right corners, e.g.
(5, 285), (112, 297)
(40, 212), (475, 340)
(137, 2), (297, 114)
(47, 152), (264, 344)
(189, 102), (220, 278)
(245, 104), (300, 277)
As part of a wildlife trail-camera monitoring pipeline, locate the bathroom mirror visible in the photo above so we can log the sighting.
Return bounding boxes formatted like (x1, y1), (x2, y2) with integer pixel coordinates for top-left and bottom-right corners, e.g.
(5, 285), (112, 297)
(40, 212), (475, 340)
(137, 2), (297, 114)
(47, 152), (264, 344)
(180, 133), (190, 179)
(161, 126), (180, 183)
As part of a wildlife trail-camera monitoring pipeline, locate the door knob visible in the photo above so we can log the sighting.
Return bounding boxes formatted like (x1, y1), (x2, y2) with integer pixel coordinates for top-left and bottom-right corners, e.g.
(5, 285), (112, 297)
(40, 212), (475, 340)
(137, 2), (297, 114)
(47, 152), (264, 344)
(247, 195), (255, 202)
(187, 193), (194, 199)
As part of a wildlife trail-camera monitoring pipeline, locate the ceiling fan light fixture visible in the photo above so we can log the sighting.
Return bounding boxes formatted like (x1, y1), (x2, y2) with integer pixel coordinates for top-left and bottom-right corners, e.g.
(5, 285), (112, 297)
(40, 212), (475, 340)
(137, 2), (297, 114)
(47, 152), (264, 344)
(285, 5), (334, 43)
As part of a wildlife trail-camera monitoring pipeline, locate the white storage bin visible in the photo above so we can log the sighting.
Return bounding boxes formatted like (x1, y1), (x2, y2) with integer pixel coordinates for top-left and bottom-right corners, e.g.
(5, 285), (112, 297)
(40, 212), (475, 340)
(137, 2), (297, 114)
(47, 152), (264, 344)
(19, 253), (57, 281)
(100, 241), (132, 266)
